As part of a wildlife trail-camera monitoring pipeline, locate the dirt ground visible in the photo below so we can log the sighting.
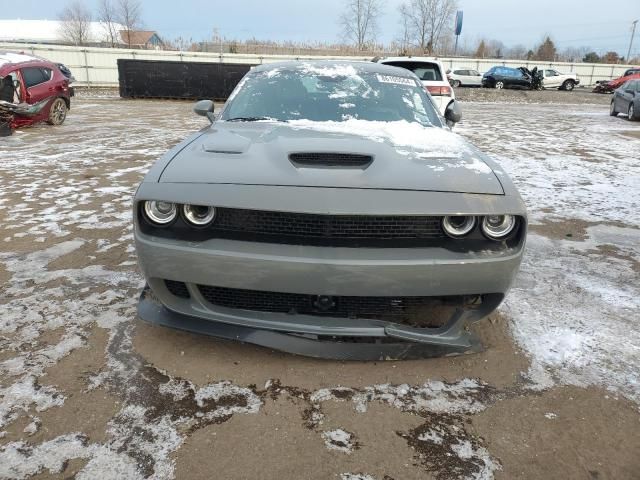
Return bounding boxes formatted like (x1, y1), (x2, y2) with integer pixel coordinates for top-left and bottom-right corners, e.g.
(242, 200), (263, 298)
(0, 89), (639, 480)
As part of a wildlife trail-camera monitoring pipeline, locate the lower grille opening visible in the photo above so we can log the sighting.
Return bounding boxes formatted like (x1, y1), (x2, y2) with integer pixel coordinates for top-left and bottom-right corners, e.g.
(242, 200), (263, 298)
(197, 284), (481, 328)
(165, 280), (190, 299)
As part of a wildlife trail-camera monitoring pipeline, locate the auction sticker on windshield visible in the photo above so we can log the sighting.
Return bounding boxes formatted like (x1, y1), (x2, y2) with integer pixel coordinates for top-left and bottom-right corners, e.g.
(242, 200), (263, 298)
(376, 74), (417, 86)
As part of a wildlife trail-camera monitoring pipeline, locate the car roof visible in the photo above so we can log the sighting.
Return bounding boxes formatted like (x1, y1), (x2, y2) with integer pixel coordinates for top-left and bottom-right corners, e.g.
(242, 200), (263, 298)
(378, 56), (443, 64)
(0, 51), (53, 75)
(251, 60), (418, 78)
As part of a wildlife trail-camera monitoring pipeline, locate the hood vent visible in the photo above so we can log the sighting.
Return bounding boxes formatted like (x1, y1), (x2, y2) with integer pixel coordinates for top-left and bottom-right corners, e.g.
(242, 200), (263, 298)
(289, 152), (373, 169)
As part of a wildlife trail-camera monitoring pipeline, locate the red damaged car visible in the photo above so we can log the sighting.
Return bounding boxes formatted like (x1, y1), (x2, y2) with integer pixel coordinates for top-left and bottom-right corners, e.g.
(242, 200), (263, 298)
(0, 52), (74, 135)
(593, 67), (640, 94)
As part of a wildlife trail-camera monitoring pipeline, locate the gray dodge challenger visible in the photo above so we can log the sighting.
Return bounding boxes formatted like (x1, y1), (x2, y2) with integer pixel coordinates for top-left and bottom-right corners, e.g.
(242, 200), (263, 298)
(134, 61), (527, 360)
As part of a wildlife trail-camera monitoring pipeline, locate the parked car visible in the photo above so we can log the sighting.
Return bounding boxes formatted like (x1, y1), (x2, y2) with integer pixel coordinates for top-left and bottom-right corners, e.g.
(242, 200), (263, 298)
(376, 56), (454, 115)
(538, 68), (579, 90)
(610, 79), (639, 120)
(0, 51), (74, 131)
(594, 70), (640, 94)
(482, 66), (533, 89)
(134, 61), (527, 360)
(447, 68), (483, 87)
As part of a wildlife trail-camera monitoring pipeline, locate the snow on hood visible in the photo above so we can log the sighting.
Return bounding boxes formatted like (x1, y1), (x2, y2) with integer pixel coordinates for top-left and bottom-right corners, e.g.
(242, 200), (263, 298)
(287, 119), (484, 162)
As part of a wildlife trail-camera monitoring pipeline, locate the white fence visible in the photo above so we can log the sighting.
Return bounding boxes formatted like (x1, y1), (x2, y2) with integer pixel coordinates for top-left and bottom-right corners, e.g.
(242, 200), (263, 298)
(2, 41), (635, 88)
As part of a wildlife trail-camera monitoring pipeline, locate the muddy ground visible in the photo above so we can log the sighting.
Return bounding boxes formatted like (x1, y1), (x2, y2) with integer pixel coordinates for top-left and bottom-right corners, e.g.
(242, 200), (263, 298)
(0, 89), (639, 480)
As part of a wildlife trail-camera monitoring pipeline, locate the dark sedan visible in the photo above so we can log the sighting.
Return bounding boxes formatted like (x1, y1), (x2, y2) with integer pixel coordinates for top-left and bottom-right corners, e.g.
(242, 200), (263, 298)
(610, 79), (640, 120)
(482, 66), (532, 90)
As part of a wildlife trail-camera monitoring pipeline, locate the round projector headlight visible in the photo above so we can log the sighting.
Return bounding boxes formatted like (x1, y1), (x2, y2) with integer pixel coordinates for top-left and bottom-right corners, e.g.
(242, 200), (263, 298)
(143, 200), (177, 225)
(481, 215), (516, 240)
(442, 216), (476, 238)
(183, 204), (216, 227)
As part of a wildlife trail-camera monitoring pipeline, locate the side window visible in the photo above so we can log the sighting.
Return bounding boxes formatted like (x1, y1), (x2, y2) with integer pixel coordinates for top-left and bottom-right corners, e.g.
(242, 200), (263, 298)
(470, 70), (480, 76)
(635, 81), (640, 92)
(21, 67), (49, 88)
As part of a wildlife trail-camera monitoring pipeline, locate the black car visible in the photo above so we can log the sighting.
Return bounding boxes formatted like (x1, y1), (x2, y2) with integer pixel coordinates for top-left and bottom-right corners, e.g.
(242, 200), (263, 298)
(610, 79), (640, 120)
(482, 66), (533, 90)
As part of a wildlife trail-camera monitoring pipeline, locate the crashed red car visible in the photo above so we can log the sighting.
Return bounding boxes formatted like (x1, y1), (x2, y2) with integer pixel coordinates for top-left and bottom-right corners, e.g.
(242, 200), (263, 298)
(0, 52), (74, 134)
(593, 68), (640, 93)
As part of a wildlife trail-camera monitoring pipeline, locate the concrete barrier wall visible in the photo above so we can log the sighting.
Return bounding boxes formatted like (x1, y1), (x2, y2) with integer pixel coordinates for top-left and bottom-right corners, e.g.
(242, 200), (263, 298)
(2, 42), (635, 88)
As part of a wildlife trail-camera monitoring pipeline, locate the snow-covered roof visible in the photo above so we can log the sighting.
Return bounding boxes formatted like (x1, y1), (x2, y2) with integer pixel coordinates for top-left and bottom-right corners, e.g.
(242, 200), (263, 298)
(0, 19), (124, 44)
(0, 52), (39, 70)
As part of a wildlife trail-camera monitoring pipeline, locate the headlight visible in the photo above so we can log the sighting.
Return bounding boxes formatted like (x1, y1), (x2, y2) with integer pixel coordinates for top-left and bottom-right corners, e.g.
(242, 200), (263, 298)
(143, 201), (177, 225)
(442, 216), (476, 238)
(481, 215), (516, 240)
(183, 204), (216, 227)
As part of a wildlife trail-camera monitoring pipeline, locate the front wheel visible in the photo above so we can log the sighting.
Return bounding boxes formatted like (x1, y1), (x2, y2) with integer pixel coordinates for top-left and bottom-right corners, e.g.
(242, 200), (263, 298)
(495, 81), (504, 89)
(562, 80), (575, 91)
(47, 98), (67, 125)
(609, 100), (618, 117)
(629, 103), (637, 121)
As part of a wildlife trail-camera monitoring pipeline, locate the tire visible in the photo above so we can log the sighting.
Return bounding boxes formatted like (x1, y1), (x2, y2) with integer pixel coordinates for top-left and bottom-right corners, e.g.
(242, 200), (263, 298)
(47, 98), (67, 125)
(629, 103), (637, 121)
(609, 100), (618, 117)
(452, 80), (461, 88)
(562, 80), (575, 91)
(495, 81), (504, 90)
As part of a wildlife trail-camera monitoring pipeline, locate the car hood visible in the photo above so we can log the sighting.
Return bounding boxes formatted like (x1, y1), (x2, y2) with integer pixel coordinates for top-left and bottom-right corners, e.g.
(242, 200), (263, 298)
(159, 119), (504, 195)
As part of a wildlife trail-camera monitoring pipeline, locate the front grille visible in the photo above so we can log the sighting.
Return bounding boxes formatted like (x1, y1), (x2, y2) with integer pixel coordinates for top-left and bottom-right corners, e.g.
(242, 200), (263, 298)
(289, 152), (373, 168)
(197, 284), (469, 327)
(165, 280), (190, 298)
(211, 208), (444, 246)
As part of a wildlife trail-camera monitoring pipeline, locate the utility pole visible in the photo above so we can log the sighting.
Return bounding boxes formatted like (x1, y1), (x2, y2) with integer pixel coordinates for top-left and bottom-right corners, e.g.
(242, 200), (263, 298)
(627, 20), (638, 63)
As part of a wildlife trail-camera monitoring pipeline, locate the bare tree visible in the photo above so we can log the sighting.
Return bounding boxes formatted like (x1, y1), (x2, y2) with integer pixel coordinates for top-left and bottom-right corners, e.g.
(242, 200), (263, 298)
(117, 0), (143, 47)
(58, 1), (92, 46)
(97, 0), (119, 47)
(340, 0), (382, 51)
(397, 3), (412, 54)
(399, 0), (457, 54)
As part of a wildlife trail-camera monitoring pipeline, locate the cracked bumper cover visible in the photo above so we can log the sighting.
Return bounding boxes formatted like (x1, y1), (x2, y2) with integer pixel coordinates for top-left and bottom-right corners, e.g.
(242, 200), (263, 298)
(138, 285), (487, 360)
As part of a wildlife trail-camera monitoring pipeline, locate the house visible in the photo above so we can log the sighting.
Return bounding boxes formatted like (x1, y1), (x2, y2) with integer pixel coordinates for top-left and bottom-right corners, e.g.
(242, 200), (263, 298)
(119, 30), (163, 49)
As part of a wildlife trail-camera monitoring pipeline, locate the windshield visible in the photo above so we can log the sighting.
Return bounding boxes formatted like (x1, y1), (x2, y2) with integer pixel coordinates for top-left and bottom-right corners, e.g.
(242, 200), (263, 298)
(221, 64), (441, 127)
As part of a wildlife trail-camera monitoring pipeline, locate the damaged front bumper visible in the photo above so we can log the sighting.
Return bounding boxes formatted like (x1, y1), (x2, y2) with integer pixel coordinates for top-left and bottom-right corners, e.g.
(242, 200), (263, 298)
(137, 285), (498, 360)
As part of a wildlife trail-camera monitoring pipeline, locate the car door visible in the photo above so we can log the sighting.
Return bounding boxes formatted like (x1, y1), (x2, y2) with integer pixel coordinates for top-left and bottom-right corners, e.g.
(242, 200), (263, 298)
(615, 81), (633, 112)
(496, 68), (510, 86)
(544, 69), (560, 88)
(512, 68), (528, 88)
(21, 66), (53, 105)
(622, 80), (638, 112)
(468, 70), (482, 86)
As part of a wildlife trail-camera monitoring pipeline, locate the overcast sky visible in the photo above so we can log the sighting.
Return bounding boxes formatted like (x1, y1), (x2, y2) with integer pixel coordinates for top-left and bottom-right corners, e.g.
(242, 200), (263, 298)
(8, 0), (640, 56)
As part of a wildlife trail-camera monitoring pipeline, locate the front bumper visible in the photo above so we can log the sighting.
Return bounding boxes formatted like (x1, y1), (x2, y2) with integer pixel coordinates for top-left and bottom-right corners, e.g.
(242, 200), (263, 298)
(134, 184), (526, 359)
(138, 285), (489, 360)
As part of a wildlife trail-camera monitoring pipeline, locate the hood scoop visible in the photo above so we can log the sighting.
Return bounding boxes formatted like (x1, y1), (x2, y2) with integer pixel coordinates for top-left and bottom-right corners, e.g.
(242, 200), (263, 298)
(289, 152), (373, 169)
(202, 130), (252, 154)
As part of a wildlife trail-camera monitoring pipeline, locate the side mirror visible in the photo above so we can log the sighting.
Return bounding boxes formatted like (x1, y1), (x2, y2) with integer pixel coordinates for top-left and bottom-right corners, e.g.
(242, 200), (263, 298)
(444, 101), (462, 126)
(194, 99), (215, 123)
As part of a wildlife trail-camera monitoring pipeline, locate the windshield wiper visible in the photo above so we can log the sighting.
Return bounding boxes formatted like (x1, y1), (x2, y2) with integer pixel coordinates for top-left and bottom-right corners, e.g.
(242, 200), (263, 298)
(225, 116), (285, 122)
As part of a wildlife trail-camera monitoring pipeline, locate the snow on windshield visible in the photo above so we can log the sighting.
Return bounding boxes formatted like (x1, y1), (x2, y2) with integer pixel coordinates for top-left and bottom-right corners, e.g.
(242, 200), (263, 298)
(223, 65), (440, 126)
